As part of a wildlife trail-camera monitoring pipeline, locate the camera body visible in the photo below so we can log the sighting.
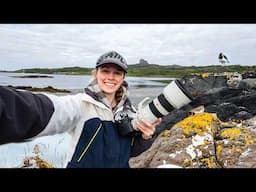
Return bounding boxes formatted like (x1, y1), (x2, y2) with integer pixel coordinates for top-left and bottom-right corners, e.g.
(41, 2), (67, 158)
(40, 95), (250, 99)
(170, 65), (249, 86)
(115, 111), (137, 136)
(115, 79), (193, 136)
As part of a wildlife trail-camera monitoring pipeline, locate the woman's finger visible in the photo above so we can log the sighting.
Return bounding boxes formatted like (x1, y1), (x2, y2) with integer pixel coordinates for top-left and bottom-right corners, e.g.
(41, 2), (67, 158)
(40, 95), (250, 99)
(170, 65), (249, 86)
(136, 120), (155, 136)
(136, 121), (153, 136)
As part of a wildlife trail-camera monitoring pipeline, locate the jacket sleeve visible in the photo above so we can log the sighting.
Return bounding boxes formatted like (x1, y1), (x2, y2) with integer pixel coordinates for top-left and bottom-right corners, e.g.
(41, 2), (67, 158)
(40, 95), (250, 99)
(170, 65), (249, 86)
(130, 134), (157, 157)
(37, 92), (82, 137)
(0, 86), (54, 144)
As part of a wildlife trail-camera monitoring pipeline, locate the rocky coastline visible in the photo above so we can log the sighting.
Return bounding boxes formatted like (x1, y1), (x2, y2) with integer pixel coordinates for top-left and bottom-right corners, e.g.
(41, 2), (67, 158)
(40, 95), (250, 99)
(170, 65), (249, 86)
(130, 75), (256, 168)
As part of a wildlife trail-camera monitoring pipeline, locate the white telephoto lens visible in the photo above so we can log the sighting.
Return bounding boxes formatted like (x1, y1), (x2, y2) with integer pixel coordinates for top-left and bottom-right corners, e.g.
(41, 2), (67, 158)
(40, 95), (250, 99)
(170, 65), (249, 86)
(163, 80), (192, 109)
(134, 80), (193, 125)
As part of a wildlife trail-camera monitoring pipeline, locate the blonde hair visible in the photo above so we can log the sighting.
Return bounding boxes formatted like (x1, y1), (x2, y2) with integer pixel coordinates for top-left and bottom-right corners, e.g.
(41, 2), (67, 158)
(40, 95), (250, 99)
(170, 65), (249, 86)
(91, 69), (96, 76)
(115, 86), (124, 104)
(92, 69), (125, 104)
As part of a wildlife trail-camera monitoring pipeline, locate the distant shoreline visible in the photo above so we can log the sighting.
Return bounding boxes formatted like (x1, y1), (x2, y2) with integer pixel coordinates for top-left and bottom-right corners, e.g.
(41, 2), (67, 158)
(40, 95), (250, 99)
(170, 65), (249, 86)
(11, 75), (53, 78)
(2, 64), (255, 78)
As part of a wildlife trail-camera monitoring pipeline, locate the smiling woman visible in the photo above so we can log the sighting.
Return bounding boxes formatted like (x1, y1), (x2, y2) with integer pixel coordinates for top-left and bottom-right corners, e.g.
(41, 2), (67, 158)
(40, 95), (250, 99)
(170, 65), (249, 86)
(0, 51), (161, 168)
(0, 87), (166, 168)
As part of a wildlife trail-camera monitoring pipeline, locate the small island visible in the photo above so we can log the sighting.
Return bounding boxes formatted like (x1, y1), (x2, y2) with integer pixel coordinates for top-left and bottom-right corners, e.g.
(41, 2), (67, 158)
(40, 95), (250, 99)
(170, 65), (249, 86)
(7, 85), (71, 93)
(11, 75), (53, 78)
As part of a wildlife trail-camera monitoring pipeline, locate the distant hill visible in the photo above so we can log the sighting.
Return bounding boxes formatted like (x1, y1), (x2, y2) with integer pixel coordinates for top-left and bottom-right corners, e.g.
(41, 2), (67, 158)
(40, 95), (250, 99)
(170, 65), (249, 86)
(128, 63), (183, 69)
(127, 63), (256, 77)
(12, 67), (93, 75)
(5, 64), (256, 78)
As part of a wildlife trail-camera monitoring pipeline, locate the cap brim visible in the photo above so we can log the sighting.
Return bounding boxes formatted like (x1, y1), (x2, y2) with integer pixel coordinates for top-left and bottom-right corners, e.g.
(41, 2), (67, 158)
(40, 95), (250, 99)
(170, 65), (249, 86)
(97, 61), (128, 72)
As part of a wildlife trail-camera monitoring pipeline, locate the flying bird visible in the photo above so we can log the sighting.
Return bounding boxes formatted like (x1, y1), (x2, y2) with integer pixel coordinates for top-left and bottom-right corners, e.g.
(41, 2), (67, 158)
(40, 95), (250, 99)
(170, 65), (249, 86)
(219, 52), (230, 64)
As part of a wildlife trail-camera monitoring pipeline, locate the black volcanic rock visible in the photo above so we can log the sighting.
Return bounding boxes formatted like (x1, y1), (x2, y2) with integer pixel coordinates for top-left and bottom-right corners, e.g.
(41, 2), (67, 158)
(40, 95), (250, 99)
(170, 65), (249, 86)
(156, 75), (256, 133)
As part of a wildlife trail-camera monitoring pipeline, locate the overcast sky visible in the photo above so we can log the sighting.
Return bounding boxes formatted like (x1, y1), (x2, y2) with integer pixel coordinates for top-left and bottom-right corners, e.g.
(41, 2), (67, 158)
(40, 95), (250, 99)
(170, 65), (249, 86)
(0, 24), (256, 71)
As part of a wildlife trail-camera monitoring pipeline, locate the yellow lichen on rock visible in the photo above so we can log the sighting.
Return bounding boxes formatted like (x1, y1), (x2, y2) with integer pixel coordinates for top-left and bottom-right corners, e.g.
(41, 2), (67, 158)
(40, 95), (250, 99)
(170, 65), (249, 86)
(22, 156), (53, 168)
(219, 127), (256, 146)
(201, 73), (210, 78)
(220, 128), (241, 140)
(162, 130), (171, 138)
(243, 129), (256, 146)
(200, 157), (218, 168)
(34, 156), (53, 168)
(216, 144), (223, 159)
(173, 113), (219, 137)
(130, 109), (256, 168)
(21, 144), (54, 168)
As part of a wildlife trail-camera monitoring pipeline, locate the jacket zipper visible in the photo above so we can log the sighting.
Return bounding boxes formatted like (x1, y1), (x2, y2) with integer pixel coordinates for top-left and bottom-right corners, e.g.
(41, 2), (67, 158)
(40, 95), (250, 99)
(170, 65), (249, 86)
(77, 123), (103, 162)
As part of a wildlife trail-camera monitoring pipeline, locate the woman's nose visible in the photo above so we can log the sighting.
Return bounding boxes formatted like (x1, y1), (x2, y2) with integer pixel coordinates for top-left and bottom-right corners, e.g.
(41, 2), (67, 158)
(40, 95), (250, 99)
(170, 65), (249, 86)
(107, 72), (115, 79)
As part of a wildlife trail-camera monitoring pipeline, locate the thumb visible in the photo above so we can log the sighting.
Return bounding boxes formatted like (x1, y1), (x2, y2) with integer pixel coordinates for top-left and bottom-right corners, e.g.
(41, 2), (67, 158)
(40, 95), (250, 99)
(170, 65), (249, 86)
(153, 118), (162, 126)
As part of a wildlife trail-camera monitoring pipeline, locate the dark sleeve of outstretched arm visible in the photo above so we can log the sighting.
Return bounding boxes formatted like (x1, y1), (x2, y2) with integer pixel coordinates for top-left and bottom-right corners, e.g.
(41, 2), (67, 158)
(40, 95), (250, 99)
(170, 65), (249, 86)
(130, 135), (156, 157)
(0, 86), (54, 144)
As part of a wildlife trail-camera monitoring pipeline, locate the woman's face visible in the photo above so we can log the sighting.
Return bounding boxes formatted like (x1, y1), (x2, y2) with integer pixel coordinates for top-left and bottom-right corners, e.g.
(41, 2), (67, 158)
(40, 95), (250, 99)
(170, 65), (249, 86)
(96, 64), (125, 95)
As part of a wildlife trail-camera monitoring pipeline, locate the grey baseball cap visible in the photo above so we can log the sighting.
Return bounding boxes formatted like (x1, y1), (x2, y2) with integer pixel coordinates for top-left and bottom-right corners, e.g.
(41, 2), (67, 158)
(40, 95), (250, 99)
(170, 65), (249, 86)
(96, 51), (128, 73)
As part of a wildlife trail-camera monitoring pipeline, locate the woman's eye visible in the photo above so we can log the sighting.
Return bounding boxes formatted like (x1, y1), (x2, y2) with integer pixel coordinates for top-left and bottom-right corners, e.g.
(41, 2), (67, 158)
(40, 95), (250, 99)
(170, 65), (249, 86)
(101, 69), (109, 73)
(115, 71), (123, 76)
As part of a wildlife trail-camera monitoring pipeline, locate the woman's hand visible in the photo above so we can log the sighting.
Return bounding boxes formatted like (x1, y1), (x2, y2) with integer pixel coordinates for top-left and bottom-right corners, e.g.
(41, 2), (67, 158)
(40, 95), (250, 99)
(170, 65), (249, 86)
(136, 118), (162, 139)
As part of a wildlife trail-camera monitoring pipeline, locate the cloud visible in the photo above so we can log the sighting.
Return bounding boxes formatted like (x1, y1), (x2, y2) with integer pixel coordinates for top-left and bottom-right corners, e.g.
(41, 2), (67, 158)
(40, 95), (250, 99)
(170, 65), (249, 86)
(0, 24), (256, 70)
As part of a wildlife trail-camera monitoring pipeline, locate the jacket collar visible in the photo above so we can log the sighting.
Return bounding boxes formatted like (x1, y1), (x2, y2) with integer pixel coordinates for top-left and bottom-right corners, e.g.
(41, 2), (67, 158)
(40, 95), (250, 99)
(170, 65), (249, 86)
(82, 77), (133, 112)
